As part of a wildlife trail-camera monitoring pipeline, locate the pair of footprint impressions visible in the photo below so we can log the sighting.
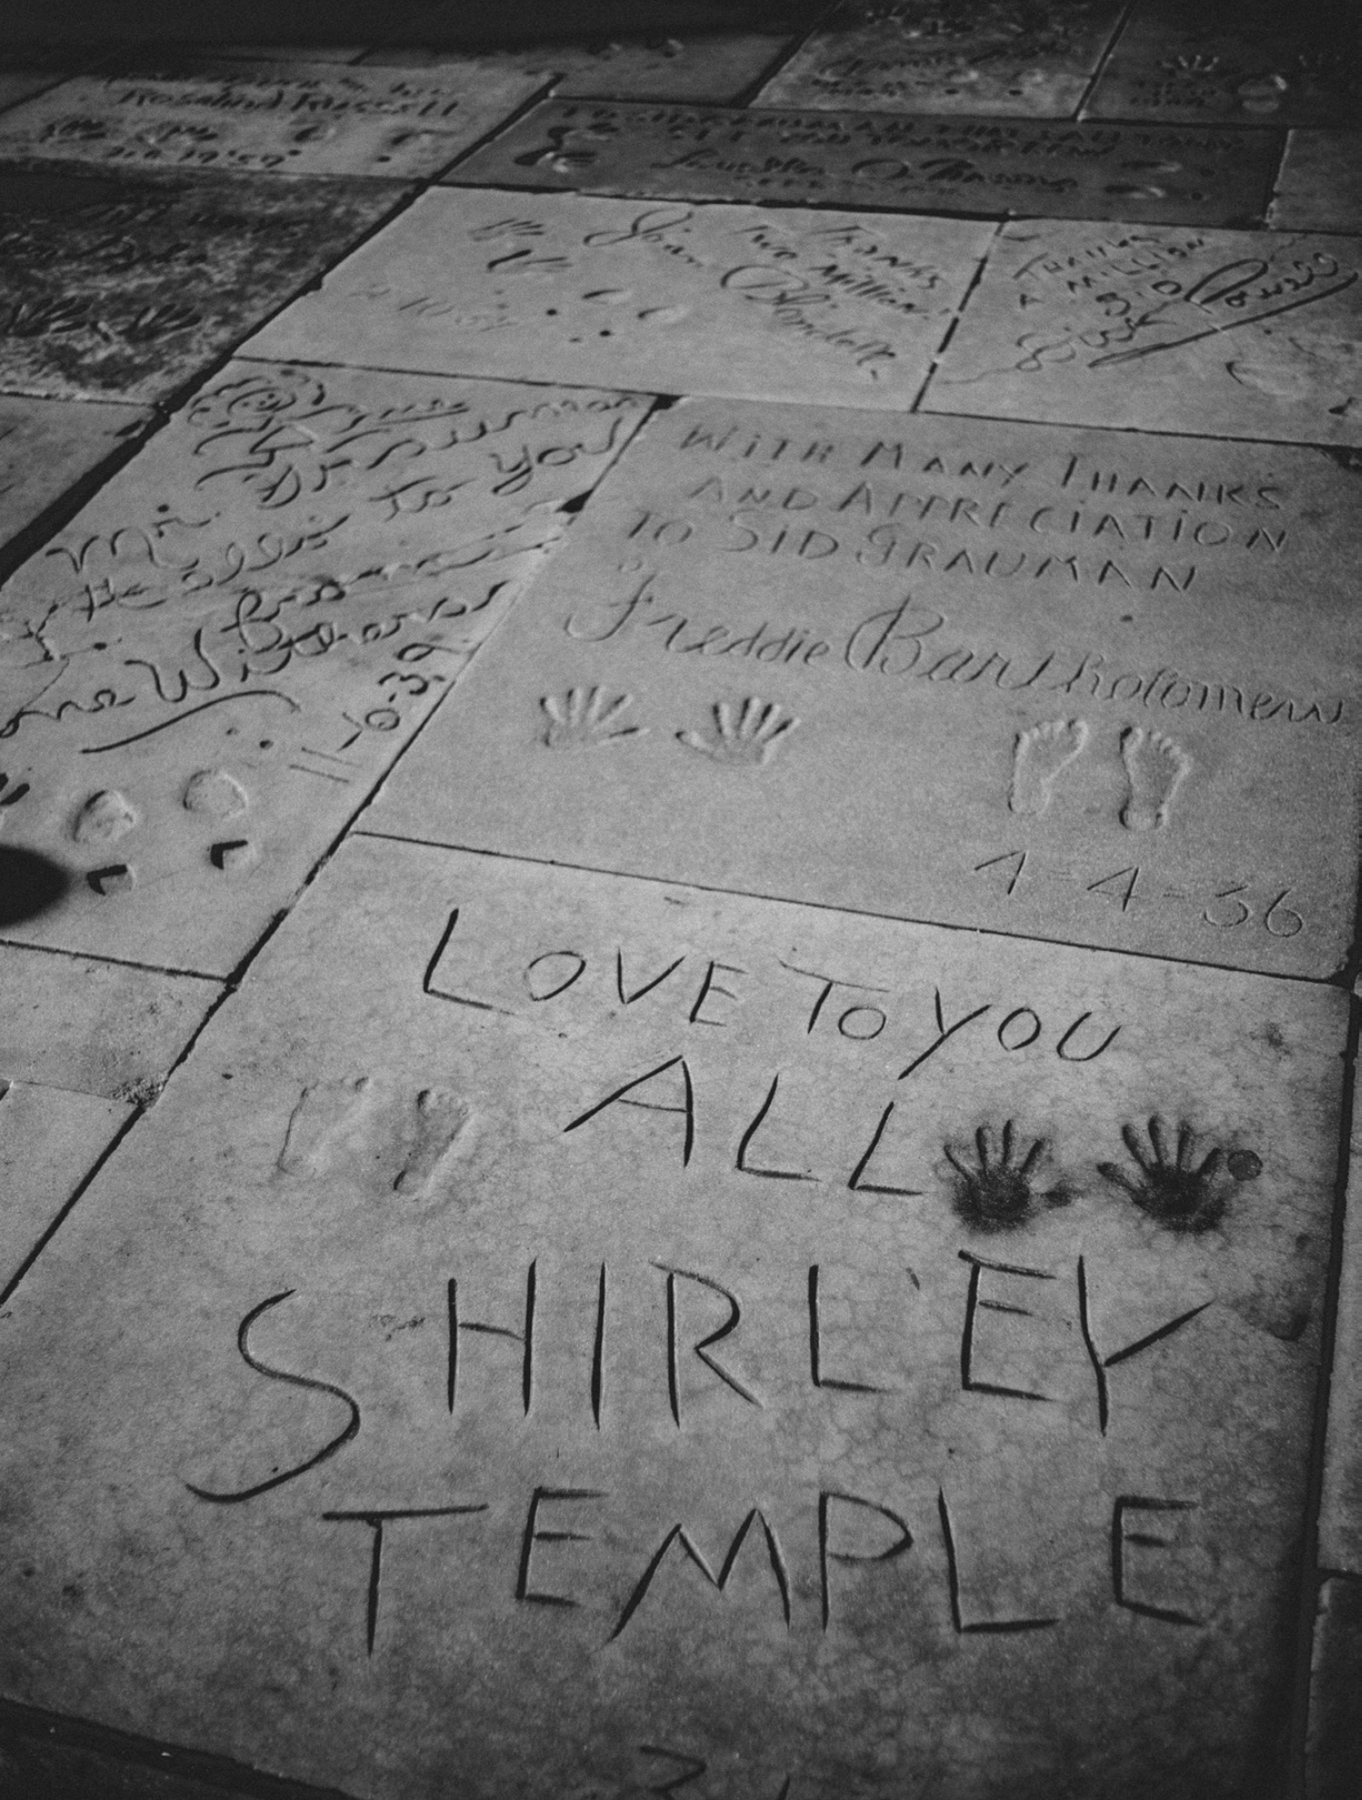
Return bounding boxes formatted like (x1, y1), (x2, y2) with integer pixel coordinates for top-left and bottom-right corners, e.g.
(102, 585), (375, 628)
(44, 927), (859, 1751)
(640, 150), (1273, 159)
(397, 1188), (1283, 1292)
(540, 687), (798, 767)
(69, 770), (257, 895)
(947, 1115), (1260, 1234)
(1010, 719), (1190, 831)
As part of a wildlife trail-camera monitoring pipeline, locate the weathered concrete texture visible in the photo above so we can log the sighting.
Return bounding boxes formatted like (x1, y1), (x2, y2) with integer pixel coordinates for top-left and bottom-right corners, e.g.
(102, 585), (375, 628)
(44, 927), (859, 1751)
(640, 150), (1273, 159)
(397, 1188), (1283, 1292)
(0, 166), (407, 405)
(0, 1077), (129, 1294)
(924, 219), (1362, 446)
(369, 396), (1359, 979)
(0, 360), (650, 974)
(1269, 132), (1362, 235)
(1306, 1578), (1362, 1800)
(0, 833), (1345, 1798)
(0, 60), (545, 182)
(0, 395), (149, 567)
(362, 33), (796, 102)
(247, 187), (993, 409)
(451, 97), (1283, 230)
(757, 0), (1126, 117)
(1085, 0), (1360, 126)
(0, 944), (219, 1099)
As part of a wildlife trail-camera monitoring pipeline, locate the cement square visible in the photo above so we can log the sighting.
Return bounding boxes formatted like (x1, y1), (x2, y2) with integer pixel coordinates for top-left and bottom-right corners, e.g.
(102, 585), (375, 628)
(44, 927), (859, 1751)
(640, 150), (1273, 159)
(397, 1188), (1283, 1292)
(246, 187), (994, 409)
(0, 59), (546, 182)
(924, 220), (1362, 446)
(0, 396), (149, 569)
(1269, 131), (1362, 235)
(1307, 1579), (1362, 1800)
(450, 97), (1282, 230)
(756, 0), (1126, 117)
(0, 359), (650, 975)
(362, 34), (796, 103)
(0, 166), (407, 405)
(1084, 0), (1360, 127)
(0, 832), (1346, 1797)
(369, 396), (1359, 979)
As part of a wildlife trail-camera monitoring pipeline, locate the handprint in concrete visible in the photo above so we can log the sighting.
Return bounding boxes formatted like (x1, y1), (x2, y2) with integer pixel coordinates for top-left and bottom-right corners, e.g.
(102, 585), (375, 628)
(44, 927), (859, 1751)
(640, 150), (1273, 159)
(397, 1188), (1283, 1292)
(677, 696), (799, 767)
(944, 1120), (1072, 1232)
(540, 685), (646, 749)
(1099, 1115), (1232, 1232)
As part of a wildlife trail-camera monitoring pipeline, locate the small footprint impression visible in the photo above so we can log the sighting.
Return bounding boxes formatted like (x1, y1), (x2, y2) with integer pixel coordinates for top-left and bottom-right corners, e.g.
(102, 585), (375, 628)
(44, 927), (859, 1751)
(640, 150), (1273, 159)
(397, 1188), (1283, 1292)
(1006, 720), (1191, 831)
(278, 1076), (475, 1204)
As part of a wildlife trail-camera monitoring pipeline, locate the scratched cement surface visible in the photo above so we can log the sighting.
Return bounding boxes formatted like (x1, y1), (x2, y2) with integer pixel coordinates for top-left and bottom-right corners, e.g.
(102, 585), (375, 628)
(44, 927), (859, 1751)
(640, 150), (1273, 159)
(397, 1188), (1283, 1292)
(361, 33), (797, 103)
(245, 187), (994, 410)
(1083, 0), (1360, 127)
(0, 59), (546, 182)
(0, 833), (1346, 1799)
(756, 0), (1126, 117)
(449, 98), (1283, 231)
(924, 220), (1362, 446)
(1269, 132), (1362, 236)
(0, 167), (407, 405)
(0, 360), (650, 975)
(368, 396), (1360, 979)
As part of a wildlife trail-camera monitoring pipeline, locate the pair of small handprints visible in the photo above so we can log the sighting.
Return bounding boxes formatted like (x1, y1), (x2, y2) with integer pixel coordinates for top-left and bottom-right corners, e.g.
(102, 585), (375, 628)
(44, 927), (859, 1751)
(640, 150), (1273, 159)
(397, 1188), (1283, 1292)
(1008, 719), (1190, 831)
(540, 687), (798, 767)
(946, 1114), (1259, 1235)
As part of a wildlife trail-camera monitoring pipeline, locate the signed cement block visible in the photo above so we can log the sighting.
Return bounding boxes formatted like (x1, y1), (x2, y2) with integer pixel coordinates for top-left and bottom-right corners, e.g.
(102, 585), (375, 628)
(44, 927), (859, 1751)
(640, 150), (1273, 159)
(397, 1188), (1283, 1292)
(757, 0), (1125, 117)
(1084, 0), (1360, 127)
(0, 1078), (129, 1298)
(0, 360), (649, 975)
(451, 97), (1282, 230)
(0, 833), (1344, 1797)
(0, 396), (149, 567)
(925, 220), (1362, 447)
(1269, 132), (1362, 235)
(247, 188), (993, 410)
(0, 167), (406, 405)
(363, 33), (795, 103)
(0, 60), (545, 182)
(0, 943), (219, 1100)
(370, 396), (1359, 980)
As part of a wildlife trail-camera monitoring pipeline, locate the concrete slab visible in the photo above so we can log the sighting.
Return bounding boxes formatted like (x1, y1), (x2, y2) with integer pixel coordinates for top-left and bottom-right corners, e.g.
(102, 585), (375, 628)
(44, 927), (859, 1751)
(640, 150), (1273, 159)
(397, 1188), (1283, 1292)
(0, 832), (1345, 1797)
(0, 60), (545, 182)
(368, 396), (1359, 979)
(247, 187), (993, 409)
(924, 220), (1362, 447)
(1084, 0), (1360, 127)
(0, 944), (219, 1100)
(362, 34), (796, 103)
(0, 167), (406, 406)
(0, 1078), (129, 1296)
(0, 359), (650, 975)
(451, 97), (1282, 230)
(756, 0), (1126, 117)
(220, 46), (368, 64)
(1269, 131), (1362, 235)
(0, 396), (149, 568)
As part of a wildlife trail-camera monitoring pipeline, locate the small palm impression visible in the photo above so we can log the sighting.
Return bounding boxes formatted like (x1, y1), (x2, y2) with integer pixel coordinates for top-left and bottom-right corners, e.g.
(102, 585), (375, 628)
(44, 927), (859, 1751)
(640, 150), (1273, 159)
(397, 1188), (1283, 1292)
(1099, 1115), (1232, 1232)
(540, 686), (646, 750)
(944, 1120), (1072, 1233)
(677, 696), (800, 766)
